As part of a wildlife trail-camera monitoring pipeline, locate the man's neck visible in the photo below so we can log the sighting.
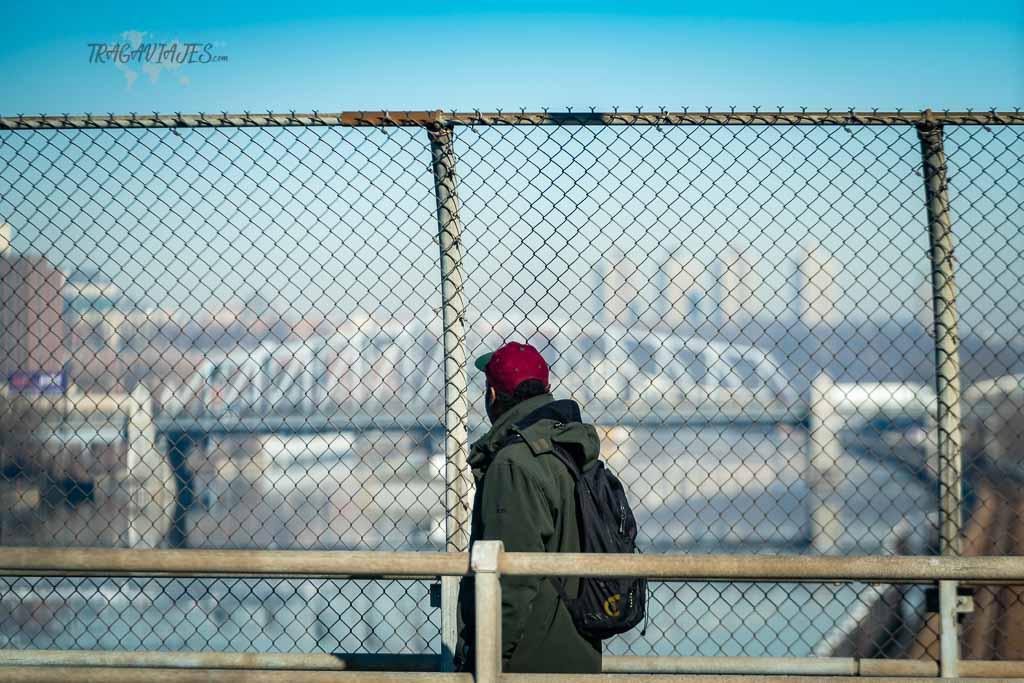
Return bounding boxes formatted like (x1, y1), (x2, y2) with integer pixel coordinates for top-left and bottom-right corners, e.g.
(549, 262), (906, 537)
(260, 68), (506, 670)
(486, 392), (554, 436)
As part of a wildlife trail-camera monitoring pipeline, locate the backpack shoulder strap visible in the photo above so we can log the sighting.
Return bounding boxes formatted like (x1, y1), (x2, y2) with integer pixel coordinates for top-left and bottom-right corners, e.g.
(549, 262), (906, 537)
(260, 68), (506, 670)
(506, 426), (583, 480)
(491, 431), (524, 454)
(547, 441), (583, 480)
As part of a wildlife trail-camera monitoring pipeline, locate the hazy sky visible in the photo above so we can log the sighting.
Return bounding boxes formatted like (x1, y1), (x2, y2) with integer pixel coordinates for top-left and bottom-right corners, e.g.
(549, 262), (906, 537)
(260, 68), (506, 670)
(1, 1), (1021, 113)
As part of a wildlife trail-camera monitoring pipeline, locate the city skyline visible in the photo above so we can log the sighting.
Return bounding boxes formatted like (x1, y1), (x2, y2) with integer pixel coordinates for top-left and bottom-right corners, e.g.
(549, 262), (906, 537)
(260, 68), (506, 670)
(5, 214), (1005, 334)
(590, 241), (928, 329)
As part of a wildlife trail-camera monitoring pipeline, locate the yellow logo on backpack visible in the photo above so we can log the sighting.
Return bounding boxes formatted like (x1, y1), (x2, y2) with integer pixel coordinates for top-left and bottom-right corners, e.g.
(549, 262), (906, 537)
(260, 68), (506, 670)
(602, 594), (622, 617)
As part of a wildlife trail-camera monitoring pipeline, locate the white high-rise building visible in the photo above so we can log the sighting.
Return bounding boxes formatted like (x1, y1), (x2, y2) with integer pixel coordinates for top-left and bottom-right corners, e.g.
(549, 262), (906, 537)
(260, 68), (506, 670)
(792, 246), (841, 327)
(602, 247), (644, 327)
(0, 223), (10, 257)
(661, 250), (709, 329)
(718, 245), (760, 324)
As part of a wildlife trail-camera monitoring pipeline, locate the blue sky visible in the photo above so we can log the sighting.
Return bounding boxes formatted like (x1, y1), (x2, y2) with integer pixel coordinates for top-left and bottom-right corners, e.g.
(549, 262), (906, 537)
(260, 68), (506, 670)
(1, 2), (1021, 336)
(1, 1), (1021, 113)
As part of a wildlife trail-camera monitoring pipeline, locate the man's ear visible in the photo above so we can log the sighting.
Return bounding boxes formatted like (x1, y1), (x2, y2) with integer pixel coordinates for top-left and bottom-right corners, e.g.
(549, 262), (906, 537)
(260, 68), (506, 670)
(488, 386), (496, 402)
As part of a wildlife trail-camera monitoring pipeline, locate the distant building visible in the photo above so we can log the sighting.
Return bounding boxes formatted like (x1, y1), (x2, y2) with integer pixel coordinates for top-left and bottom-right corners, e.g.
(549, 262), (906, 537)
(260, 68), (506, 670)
(601, 248), (644, 327)
(915, 276), (934, 331)
(0, 250), (67, 385)
(64, 268), (128, 314)
(717, 245), (760, 325)
(790, 246), (840, 327)
(0, 223), (10, 256)
(661, 250), (709, 329)
(63, 267), (131, 352)
(62, 267), (150, 392)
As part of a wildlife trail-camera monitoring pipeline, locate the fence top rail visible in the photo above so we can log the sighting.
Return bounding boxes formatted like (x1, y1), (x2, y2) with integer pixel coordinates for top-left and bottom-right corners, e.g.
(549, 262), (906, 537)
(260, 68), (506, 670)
(1, 109), (1022, 130)
(1, 548), (1023, 583)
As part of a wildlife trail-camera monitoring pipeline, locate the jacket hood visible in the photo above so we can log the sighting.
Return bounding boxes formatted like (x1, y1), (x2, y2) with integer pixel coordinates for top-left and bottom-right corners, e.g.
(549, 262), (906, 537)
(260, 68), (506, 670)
(469, 394), (601, 470)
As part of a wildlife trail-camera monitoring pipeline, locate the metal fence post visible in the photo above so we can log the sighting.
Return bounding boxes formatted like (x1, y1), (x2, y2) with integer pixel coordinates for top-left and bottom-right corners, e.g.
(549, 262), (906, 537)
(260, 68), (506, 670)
(428, 122), (472, 672)
(917, 121), (963, 677)
(472, 541), (503, 683)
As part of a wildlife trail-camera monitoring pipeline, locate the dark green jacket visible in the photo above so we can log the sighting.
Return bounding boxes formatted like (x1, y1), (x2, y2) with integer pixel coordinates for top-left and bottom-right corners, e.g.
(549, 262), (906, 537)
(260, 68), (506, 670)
(456, 393), (602, 674)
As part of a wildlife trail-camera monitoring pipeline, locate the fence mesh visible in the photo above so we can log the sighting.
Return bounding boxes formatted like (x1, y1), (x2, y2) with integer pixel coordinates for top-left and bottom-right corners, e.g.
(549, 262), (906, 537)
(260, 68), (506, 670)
(0, 111), (1021, 662)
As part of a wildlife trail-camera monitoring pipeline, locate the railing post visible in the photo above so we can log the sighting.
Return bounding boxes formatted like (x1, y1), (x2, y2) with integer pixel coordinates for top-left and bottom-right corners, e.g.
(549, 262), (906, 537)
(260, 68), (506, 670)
(428, 121), (472, 672)
(807, 374), (844, 553)
(917, 121), (963, 678)
(938, 579), (959, 678)
(472, 541), (503, 683)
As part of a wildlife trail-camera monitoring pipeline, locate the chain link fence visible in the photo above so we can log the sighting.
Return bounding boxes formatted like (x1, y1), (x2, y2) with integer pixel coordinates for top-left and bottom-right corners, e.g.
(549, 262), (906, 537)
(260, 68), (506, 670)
(0, 110), (1021, 664)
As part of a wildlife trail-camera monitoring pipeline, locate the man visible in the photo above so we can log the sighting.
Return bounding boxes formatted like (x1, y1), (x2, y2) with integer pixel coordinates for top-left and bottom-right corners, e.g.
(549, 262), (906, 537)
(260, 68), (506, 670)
(455, 342), (602, 674)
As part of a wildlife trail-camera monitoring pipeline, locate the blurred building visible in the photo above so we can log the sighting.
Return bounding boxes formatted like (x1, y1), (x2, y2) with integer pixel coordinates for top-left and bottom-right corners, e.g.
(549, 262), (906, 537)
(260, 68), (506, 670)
(717, 245), (760, 325)
(790, 246), (841, 327)
(600, 247), (645, 327)
(661, 249), (709, 330)
(0, 230), (67, 386)
(916, 276), (934, 331)
(63, 268), (143, 392)
(63, 267), (130, 351)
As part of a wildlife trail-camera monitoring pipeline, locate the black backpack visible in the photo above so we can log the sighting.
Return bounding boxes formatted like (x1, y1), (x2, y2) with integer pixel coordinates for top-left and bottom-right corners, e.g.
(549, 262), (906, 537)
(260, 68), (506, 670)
(504, 428), (647, 640)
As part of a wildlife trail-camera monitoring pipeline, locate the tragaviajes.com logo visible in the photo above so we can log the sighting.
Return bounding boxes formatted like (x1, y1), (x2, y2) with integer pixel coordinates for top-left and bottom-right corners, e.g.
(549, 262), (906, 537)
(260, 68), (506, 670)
(88, 30), (228, 89)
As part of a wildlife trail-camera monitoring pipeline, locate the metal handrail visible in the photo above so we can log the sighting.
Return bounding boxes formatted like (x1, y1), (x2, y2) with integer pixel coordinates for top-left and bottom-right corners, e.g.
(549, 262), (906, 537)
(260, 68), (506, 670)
(0, 668), (465, 682)
(0, 546), (1020, 583)
(1, 545), (1023, 681)
(0, 547), (469, 578)
(3, 650), (1024, 677)
(497, 552), (1024, 583)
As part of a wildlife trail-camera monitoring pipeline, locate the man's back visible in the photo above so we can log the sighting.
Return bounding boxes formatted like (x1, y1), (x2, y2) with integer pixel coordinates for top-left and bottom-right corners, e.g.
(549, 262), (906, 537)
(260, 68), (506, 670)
(456, 392), (602, 673)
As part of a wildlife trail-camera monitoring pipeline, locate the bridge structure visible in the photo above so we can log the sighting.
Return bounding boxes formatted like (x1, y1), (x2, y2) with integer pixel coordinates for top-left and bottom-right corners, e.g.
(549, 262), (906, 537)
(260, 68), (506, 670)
(155, 321), (805, 432)
(145, 323), (806, 547)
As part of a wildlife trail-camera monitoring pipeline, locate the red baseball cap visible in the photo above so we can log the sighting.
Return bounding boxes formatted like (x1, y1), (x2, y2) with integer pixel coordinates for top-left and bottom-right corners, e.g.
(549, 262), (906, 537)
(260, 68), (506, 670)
(474, 342), (550, 396)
